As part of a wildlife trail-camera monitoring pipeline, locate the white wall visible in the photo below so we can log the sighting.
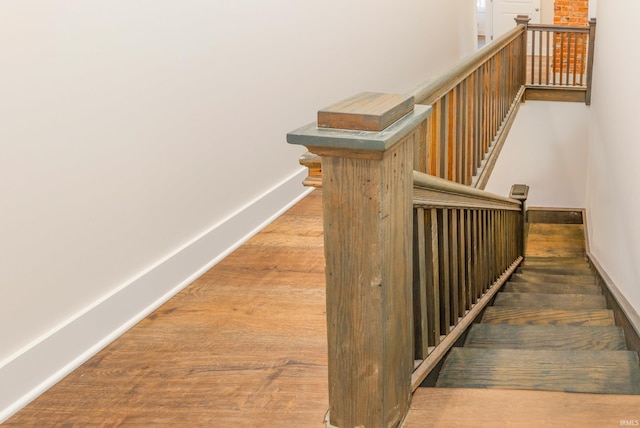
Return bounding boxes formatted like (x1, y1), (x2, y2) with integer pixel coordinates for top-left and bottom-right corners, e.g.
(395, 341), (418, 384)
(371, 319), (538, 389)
(0, 0), (476, 421)
(485, 101), (589, 207)
(586, 0), (640, 311)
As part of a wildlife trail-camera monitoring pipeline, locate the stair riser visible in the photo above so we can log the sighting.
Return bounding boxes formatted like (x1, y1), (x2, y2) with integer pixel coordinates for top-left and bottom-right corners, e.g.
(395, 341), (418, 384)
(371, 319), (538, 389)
(493, 293), (606, 310)
(517, 267), (593, 276)
(465, 324), (627, 351)
(511, 273), (595, 284)
(482, 308), (615, 326)
(503, 282), (601, 295)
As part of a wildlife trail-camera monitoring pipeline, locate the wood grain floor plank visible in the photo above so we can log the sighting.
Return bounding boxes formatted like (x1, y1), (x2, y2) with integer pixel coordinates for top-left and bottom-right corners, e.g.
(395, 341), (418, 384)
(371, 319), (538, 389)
(5, 190), (329, 427)
(406, 388), (640, 427)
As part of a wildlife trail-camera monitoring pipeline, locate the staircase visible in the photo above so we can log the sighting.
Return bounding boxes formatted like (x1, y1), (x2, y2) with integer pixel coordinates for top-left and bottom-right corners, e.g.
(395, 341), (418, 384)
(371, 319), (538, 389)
(434, 217), (640, 395)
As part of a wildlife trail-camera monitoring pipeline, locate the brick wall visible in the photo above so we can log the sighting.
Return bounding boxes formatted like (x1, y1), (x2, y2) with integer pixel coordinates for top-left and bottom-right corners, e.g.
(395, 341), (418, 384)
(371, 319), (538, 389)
(554, 0), (589, 26)
(553, 0), (589, 77)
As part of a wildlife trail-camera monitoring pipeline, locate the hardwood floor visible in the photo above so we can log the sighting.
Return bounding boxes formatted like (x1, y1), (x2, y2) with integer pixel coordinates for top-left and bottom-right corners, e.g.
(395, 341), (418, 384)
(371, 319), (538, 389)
(5, 190), (329, 427)
(405, 388), (640, 427)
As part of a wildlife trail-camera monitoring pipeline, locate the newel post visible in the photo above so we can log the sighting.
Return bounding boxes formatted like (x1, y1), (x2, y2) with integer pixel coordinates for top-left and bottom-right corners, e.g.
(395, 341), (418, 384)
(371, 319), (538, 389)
(515, 15), (531, 89)
(288, 92), (431, 428)
(510, 184), (530, 256)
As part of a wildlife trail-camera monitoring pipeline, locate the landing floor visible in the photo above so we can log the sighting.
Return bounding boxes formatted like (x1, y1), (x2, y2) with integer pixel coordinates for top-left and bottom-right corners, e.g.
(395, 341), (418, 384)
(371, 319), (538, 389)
(6, 191), (329, 427)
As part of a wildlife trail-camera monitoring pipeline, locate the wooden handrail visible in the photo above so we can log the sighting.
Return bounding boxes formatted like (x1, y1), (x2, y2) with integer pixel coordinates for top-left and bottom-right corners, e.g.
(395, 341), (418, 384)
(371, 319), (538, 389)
(413, 171), (522, 210)
(410, 24), (526, 105)
(527, 23), (590, 33)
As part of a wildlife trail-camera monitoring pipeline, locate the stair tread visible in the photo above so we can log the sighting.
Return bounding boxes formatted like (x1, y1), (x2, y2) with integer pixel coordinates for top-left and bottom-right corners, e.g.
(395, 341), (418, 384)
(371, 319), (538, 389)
(436, 348), (640, 394)
(503, 281), (601, 295)
(465, 324), (626, 350)
(511, 272), (595, 284)
(493, 292), (606, 310)
(405, 388), (640, 427)
(482, 307), (615, 326)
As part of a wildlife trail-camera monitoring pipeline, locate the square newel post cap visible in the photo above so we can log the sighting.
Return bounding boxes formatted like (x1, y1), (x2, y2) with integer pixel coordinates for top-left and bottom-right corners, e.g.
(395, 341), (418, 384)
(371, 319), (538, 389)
(515, 15), (531, 26)
(510, 184), (530, 201)
(287, 92), (431, 154)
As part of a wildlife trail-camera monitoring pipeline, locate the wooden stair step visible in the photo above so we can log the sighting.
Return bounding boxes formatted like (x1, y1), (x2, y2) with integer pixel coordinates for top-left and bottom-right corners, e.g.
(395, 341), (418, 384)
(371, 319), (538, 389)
(493, 292), (606, 310)
(405, 388), (640, 428)
(464, 324), (627, 350)
(482, 307), (615, 326)
(503, 281), (601, 295)
(511, 272), (595, 284)
(435, 348), (640, 394)
(517, 266), (593, 276)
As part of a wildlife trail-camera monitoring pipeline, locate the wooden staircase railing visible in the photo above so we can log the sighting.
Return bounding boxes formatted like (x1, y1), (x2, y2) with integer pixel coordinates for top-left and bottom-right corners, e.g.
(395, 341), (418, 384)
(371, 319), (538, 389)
(518, 16), (597, 104)
(288, 93), (528, 428)
(286, 15), (598, 428)
(410, 172), (526, 390)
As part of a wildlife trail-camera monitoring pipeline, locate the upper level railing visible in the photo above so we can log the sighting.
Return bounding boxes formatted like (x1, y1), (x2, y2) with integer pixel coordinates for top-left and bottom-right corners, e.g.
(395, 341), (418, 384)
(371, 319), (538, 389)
(519, 16), (597, 104)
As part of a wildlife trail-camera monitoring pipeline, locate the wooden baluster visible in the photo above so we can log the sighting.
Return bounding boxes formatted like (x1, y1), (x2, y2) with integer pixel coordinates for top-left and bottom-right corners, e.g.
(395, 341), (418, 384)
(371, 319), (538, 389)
(567, 32), (573, 86)
(447, 90), (456, 182)
(472, 69), (478, 175)
(531, 29), (536, 85)
(484, 61), (490, 158)
(429, 100), (439, 176)
(458, 209), (467, 315)
(560, 33), (565, 86)
(586, 19), (597, 105)
(553, 31), (557, 86)
(538, 31), (543, 85)
(440, 95), (449, 179)
(578, 33), (583, 86)
(438, 209), (451, 334)
(426, 208), (441, 346)
(456, 84), (464, 184)
(449, 209), (459, 326)
(287, 92), (431, 428)
(491, 57), (498, 145)
(546, 31), (551, 85)
(460, 81), (468, 185)
(413, 208), (429, 360)
(490, 212), (496, 283)
(472, 210), (480, 302)
(465, 209), (473, 308)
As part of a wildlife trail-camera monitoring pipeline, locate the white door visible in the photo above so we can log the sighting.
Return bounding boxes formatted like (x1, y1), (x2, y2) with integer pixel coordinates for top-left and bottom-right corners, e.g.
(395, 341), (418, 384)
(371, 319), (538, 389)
(492, 0), (541, 40)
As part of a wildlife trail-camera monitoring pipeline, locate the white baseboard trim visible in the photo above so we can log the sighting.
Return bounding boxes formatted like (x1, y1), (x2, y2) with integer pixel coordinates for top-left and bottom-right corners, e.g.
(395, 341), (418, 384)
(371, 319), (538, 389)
(0, 168), (313, 423)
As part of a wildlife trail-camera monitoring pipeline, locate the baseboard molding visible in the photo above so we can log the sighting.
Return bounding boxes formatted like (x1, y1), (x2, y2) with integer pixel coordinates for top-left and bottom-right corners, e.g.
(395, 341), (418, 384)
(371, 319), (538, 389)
(0, 168), (312, 423)
(587, 253), (640, 352)
(582, 210), (640, 351)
